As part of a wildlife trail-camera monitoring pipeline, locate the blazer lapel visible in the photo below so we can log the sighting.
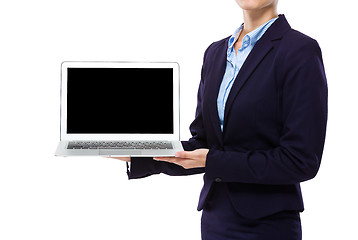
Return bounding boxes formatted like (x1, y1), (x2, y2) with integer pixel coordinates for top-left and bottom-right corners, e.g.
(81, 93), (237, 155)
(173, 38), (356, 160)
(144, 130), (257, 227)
(223, 14), (291, 126)
(205, 39), (229, 145)
(223, 39), (274, 123)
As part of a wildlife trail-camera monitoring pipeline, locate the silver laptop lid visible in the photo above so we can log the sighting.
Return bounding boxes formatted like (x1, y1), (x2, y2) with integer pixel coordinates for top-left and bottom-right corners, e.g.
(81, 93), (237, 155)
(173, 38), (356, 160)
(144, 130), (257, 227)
(60, 61), (180, 141)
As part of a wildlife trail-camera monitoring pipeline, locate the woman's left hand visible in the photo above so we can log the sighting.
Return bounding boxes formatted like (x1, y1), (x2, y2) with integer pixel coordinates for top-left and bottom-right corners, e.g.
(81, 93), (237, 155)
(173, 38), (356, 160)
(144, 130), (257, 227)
(153, 148), (209, 169)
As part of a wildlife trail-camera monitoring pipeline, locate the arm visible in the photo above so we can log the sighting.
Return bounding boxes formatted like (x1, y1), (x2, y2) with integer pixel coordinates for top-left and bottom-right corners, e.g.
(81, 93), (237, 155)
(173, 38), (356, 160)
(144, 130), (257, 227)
(158, 39), (328, 185)
(204, 39), (328, 185)
(127, 154), (204, 179)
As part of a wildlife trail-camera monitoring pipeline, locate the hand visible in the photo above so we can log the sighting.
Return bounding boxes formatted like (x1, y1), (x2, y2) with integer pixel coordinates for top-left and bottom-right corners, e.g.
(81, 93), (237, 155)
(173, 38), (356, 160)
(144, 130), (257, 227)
(154, 148), (209, 169)
(106, 157), (131, 162)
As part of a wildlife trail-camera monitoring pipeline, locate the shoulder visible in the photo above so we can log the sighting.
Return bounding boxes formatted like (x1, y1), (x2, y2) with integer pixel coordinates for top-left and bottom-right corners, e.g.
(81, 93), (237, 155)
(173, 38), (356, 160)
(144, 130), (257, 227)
(280, 28), (322, 57)
(274, 28), (324, 76)
(208, 36), (230, 49)
(275, 28), (326, 86)
(203, 36), (230, 59)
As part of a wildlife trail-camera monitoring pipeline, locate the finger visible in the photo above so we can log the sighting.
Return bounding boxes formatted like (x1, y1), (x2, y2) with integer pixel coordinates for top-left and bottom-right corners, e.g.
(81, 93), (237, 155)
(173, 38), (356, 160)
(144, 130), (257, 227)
(171, 159), (202, 169)
(154, 157), (194, 167)
(106, 157), (131, 162)
(175, 151), (194, 159)
(155, 157), (188, 168)
(154, 157), (201, 169)
(153, 157), (177, 162)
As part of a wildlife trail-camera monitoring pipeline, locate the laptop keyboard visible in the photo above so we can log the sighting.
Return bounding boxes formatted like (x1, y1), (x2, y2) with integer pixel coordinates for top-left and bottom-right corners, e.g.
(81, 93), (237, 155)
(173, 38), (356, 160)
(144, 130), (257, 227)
(67, 141), (173, 150)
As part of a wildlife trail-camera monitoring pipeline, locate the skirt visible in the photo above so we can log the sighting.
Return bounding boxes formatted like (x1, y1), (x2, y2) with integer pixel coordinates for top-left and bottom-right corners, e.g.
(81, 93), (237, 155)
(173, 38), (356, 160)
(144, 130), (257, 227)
(201, 183), (302, 240)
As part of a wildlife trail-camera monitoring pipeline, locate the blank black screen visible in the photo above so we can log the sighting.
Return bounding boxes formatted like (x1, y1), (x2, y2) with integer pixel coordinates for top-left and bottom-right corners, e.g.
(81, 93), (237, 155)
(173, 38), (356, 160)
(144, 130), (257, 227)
(67, 68), (173, 134)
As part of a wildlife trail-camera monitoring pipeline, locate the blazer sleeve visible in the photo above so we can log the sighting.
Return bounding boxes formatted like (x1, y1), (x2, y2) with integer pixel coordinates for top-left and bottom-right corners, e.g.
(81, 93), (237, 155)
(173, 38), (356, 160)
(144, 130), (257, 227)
(126, 50), (210, 180)
(127, 155), (204, 179)
(205, 39), (328, 185)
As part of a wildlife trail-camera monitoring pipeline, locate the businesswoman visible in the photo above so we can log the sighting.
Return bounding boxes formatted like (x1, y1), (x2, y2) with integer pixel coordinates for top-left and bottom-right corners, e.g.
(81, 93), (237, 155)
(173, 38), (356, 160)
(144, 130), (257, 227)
(114, 0), (328, 239)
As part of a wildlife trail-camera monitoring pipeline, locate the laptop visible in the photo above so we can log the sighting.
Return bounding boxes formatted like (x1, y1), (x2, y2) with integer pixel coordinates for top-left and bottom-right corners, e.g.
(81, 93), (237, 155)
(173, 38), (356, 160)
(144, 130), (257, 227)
(55, 61), (183, 157)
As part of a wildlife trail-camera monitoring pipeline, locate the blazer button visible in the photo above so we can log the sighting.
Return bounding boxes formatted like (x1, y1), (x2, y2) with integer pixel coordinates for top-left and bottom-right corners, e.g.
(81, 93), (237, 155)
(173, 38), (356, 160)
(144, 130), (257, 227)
(215, 177), (222, 182)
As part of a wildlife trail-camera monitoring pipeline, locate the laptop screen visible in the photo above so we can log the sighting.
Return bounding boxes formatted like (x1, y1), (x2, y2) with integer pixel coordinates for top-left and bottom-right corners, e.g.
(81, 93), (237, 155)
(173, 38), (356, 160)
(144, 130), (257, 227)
(66, 67), (174, 134)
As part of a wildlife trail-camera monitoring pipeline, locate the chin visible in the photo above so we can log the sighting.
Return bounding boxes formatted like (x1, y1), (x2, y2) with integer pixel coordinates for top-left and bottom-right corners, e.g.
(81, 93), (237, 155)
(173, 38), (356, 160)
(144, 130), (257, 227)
(235, 0), (276, 11)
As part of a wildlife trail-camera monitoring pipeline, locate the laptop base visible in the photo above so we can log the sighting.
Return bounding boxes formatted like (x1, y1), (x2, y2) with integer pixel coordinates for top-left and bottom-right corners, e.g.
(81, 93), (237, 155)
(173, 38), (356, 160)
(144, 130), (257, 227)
(55, 141), (183, 157)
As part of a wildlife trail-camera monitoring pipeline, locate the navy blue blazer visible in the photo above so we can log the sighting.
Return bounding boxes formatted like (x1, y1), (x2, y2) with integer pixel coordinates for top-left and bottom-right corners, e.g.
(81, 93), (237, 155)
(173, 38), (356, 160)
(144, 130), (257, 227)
(127, 15), (328, 219)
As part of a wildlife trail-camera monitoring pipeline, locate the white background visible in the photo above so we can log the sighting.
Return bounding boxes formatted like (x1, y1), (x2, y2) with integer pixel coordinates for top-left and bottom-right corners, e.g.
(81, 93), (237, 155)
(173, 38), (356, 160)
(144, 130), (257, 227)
(0, 0), (357, 239)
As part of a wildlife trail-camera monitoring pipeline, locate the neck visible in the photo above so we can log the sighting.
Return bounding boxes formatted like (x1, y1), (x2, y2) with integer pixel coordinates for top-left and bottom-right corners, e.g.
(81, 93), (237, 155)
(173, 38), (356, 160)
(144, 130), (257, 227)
(242, 7), (278, 34)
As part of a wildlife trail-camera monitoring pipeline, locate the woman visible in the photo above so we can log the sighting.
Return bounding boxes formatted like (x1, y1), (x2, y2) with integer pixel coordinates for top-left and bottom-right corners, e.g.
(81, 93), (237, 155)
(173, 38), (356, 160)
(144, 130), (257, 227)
(114, 0), (328, 239)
